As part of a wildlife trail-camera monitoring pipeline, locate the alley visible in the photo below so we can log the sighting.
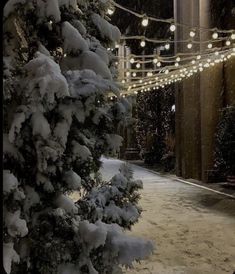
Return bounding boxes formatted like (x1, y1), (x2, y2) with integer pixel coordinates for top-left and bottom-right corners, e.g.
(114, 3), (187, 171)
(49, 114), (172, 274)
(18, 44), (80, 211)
(100, 158), (235, 274)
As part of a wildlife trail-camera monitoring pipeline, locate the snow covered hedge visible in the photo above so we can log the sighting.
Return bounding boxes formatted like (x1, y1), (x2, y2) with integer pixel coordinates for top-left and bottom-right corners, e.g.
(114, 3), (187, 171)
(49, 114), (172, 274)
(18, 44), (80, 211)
(3, 0), (154, 273)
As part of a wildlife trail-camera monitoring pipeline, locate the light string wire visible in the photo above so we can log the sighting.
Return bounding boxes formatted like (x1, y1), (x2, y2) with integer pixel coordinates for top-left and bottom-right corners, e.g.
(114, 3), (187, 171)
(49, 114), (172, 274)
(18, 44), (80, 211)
(118, 46), (232, 64)
(109, 48), (235, 97)
(111, 0), (235, 34)
(120, 35), (229, 44)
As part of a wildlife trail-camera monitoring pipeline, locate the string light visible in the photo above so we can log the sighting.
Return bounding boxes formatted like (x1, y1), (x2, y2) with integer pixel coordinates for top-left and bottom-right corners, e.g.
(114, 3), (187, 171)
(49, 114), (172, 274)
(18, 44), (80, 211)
(107, 7), (115, 15)
(231, 34), (235, 40)
(140, 39), (146, 47)
(153, 57), (158, 64)
(132, 72), (137, 77)
(207, 43), (213, 49)
(226, 40), (231, 46)
(157, 61), (162, 67)
(141, 15), (149, 27)
(212, 32), (218, 39)
(187, 43), (193, 49)
(189, 30), (196, 38)
(136, 63), (141, 68)
(130, 57), (135, 64)
(176, 57), (181, 62)
(119, 48), (234, 96)
(165, 43), (170, 50)
(170, 24), (176, 32)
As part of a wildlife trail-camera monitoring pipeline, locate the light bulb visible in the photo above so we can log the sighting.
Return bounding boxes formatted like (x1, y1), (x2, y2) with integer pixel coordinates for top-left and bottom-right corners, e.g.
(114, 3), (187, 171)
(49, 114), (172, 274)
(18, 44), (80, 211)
(207, 43), (213, 49)
(107, 8), (114, 15)
(191, 60), (196, 64)
(130, 57), (135, 64)
(147, 72), (153, 77)
(140, 40), (146, 47)
(189, 30), (196, 37)
(175, 62), (179, 67)
(187, 43), (193, 49)
(165, 43), (170, 50)
(165, 69), (169, 75)
(212, 32), (218, 39)
(126, 71), (130, 77)
(136, 63), (141, 68)
(231, 33), (235, 40)
(157, 62), (161, 67)
(153, 58), (158, 64)
(176, 57), (181, 62)
(197, 55), (201, 60)
(215, 51), (219, 56)
(226, 40), (231, 46)
(49, 20), (53, 25)
(170, 24), (176, 32)
(141, 16), (149, 27)
(63, 53), (67, 57)
(132, 72), (137, 77)
(121, 80), (125, 84)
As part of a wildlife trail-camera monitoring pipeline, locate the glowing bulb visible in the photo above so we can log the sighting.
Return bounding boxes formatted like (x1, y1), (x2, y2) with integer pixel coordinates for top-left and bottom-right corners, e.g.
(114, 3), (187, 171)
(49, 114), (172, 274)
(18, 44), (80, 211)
(132, 72), (137, 77)
(176, 57), (181, 62)
(165, 43), (170, 50)
(187, 43), (193, 49)
(207, 43), (213, 49)
(63, 53), (67, 57)
(157, 62), (161, 67)
(212, 32), (218, 39)
(136, 63), (141, 68)
(107, 8), (114, 15)
(191, 60), (196, 64)
(165, 69), (169, 75)
(189, 30), (196, 37)
(170, 24), (176, 32)
(175, 62), (179, 67)
(126, 71), (130, 77)
(121, 80), (125, 84)
(153, 58), (158, 64)
(147, 72), (153, 77)
(215, 51), (219, 56)
(49, 20), (53, 25)
(231, 34), (235, 40)
(197, 55), (201, 60)
(140, 40), (146, 47)
(141, 16), (149, 27)
(130, 57), (135, 64)
(226, 40), (231, 46)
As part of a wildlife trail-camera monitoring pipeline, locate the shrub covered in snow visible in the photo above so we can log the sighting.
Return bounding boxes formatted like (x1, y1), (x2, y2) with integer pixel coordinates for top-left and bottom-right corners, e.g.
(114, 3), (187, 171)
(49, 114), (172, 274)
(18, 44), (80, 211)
(3, 0), (154, 273)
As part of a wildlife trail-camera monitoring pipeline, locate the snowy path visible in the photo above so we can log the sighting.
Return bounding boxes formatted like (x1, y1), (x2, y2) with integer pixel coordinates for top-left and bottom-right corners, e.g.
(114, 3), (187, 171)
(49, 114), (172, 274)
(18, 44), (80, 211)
(100, 158), (235, 274)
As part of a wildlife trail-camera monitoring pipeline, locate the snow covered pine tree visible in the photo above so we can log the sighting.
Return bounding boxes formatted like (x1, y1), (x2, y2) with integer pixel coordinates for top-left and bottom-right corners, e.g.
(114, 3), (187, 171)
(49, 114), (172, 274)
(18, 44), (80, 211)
(3, 0), (154, 273)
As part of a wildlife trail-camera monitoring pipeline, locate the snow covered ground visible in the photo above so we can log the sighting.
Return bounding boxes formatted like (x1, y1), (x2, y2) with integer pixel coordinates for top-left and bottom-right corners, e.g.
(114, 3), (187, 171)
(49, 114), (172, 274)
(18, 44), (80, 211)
(100, 157), (235, 274)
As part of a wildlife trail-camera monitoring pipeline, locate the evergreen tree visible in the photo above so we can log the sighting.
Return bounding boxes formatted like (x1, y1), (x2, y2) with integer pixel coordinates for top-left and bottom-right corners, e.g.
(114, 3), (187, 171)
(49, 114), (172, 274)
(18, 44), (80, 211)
(3, 1), (153, 273)
(213, 106), (235, 179)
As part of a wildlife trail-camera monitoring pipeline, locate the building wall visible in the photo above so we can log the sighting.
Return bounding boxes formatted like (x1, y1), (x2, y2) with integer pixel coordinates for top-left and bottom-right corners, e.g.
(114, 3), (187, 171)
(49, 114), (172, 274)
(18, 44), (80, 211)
(174, 0), (235, 182)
